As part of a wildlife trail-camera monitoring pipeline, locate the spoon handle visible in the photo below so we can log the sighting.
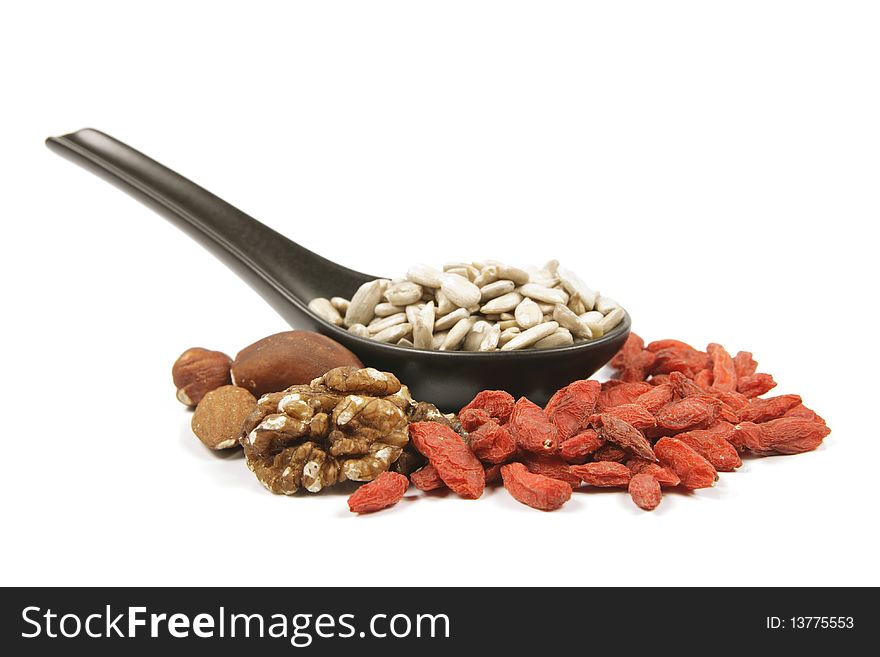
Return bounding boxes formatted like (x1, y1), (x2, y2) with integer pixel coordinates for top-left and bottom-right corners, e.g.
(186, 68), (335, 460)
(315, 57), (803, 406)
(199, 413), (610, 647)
(45, 128), (370, 321)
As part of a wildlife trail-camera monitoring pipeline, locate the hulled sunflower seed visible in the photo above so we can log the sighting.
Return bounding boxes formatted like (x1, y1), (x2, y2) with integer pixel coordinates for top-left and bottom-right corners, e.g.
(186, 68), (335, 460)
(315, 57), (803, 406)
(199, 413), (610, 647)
(567, 293), (587, 316)
(558, 267), (597, 311)
(345, 280), (385, 326)
(514, 297), (542, 329)
(596, 296), (620, 314)
(438, 273), (481, 308)
(495, 264), (530, 285)
(501, 321), (559, 351)
(473, 266), (499, 287)
(375, 302), (405, 317)
(385, 281), (423, 306)
(433, 307), (471, 332)
(330, 297), (350, 313)
(373, 323), (412, 343)
(599, 307), (625, 333)
(407, 264), (443, 288)
(308, 298), (343, 326)
(480, 292), (523, 314)
(440, 317), (473, 351)
(552, 304), (593, 339)
(397, 338), (414, 347)
(519, 283), (569, 305)
(579, 310), (604, 324)
(499, 326), (521, 346)
(534, 327), (574, 349)
(480, 279), (516, 302)
(368, 313), (408, 335)
(432, 330), (449, 349)
(435, 290), (456, 316)
(498, 319), (519, 329)
(464, 320), (491, 351)
(479, 324), (501, 351)
(405, 304), (421, 325)
(348, 323), (370, 338)
(413, 302), (436, 349)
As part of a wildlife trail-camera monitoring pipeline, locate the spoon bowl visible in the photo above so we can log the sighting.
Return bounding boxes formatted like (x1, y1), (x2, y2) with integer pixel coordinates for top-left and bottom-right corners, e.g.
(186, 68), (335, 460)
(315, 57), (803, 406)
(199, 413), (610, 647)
(46, 128), (631, 410)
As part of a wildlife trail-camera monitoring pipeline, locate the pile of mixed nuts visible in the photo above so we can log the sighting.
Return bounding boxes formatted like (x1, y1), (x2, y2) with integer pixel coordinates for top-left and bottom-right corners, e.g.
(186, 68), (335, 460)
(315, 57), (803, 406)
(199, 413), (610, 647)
(172, 327), (830, 514)
(308, 259), (625, 351)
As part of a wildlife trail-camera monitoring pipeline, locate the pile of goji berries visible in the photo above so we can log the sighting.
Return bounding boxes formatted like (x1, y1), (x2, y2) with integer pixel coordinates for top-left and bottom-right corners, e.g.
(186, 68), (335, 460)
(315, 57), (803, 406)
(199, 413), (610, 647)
(347, 333), (830, 513)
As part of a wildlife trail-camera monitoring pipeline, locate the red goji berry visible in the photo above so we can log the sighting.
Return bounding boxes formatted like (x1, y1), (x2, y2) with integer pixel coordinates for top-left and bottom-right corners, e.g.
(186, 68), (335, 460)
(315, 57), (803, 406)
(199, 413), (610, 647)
(646, 339), (698, 353)
(467, 420), (517, 464)
(654, 437), (718, 489)
(626, 460), (681, 487)
(693, 368), (714, 390)
(733, 351), (758, 378)
(348, 471), (409, 514)
(460, 389), (515, 424)
(484, 463), (502, 485)
(597, 381), (653, 411)
(593, 403), (657, 430)
(628, 473), (662, 510)
(635, 383), (674, 415)
(559, 429), (604, 463)
(736, 373), (777, 398)
(707, 343), (737, 393)
(409, 464), (446, 492)
(734, 418), (830, 455)
(544, 379), (601, 440)
(500, 462), (572, 511)
(610, 333), (644, 369)
(674, 427), (742, 472)
(737, 394), (802, 424)
(410, 421), (485, 499)
(520, 453), (582, 488)
(594, 413), (656, 461)
(459, 407), (491, 432)
(656, 396), (721, 432)
(783, 403), (826, 425)
(571, 461), (632, 487)
(509, 397), (559, 453)
(591, 444), (628, 462)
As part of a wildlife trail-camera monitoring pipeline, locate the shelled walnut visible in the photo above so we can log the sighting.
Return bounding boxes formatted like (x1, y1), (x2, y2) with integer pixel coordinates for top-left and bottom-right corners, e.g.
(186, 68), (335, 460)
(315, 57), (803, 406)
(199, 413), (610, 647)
(239, 366), (452, 494)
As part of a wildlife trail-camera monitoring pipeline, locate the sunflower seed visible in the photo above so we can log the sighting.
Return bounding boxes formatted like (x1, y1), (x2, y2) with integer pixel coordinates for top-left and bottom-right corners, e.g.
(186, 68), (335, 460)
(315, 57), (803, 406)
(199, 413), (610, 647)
(501, 321), (559, 351)
(558, 267), (597, 311)
(432, 330), (449, 349)
(439, 273), (482, 308)
(344, 280), (385, 326)
(308, 298), (343, 326)
(495, 264), (530, 285)
(433, 307), (471, 332)
(373, 323), (412, 343)
(514, 297), (542, 329)
(375, 302), (405, 317)
(552, 304), (593, 339)
(480, 279), (516, 302)
(535, 327), (574, 349)
(440, 318), (473, 351)
(599, 307), (625, 332)
(330, 297), (350, 313)
(596, 296), (620, 314)
(407, 264), (443, 288)
(385, 281), (423, 306)
(479, 324), (501, 351)
(397, 338), (414, 348)
(464, 320), (491, 351)
(348, 323), (370, 338)
(368, 313), (408, 334)
(435, 290), (456, 316)
(499, 326), (521, 346)
(579, 310), (604, 324)
(498, 319), (519, 329)
(480, 292), (523, 314)
(473, 266), (499, 287)
(519, 283), (569, 305)
(413, 302), (436, 349)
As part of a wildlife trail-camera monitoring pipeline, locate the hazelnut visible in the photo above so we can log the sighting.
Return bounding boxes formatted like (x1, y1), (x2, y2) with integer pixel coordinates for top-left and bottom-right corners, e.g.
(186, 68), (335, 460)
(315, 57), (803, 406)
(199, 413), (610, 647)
(172, 347), (233, 407)
(230, 331), (363, 397)
(191, 385), (257, 450)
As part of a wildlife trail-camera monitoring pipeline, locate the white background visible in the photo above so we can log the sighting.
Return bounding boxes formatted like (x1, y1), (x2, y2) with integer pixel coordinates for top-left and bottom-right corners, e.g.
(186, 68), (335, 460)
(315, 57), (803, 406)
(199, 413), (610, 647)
(1, 1), (878, 587)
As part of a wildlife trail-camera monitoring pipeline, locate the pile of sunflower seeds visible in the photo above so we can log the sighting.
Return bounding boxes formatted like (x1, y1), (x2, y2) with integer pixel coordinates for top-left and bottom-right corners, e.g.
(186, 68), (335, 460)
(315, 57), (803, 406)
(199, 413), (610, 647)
(308, 260), (625, 351)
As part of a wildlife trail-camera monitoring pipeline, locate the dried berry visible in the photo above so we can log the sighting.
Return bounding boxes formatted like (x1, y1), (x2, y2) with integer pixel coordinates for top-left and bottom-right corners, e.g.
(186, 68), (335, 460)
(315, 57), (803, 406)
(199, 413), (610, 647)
(595, 403), (657, 430)
(410, 421), (485, 499)
(674, 427), (742, 472)
(544, 379), (601, 440)
(626, 460), (680, 487)
(597, 381), (653, 410)
(693, 368), (714, 390)
(519, 453), (582, 488)
(459, 407), (491, 432)
(707, 343), (737, 392)
(736, 373), (777, 398)
(460, 390), (515, 424)
(737, 394), (802, 424)
(509, 397), (559, 453)
(500, 462), (572, 511)
(559, 430), (604, 463)
(654, 437), (717, 489)
(783, 403), (826, 425)
(410, 464), (446, 491)
(591, 444), (628, 462)
(635, 383), (674, 415)
(734, 418), (830, 455)
(571, 461), (632, 487)
(656, 397), (721, 432)
(629, 473), (662, 511)
(348, 471), (409, 514)
(594, 413), (656, 462)
(733, 351), (758, 378)
(483, 463), (503, 485)
(467, 421), (517, 464)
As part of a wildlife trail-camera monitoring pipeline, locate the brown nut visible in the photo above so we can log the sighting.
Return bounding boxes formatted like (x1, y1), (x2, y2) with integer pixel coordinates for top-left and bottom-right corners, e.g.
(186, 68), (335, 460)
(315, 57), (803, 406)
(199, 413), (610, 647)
(172, 347), (232, 407)
(231, 331), (363, 397)
(191, 385), (257, 450)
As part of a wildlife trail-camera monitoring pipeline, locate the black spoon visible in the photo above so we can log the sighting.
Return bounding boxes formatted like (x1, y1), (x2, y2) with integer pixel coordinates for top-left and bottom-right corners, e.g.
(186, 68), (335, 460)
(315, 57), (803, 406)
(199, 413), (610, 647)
(46, 128), (631, 410)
